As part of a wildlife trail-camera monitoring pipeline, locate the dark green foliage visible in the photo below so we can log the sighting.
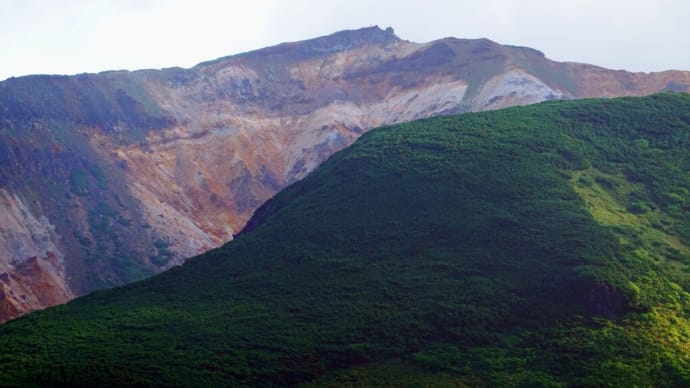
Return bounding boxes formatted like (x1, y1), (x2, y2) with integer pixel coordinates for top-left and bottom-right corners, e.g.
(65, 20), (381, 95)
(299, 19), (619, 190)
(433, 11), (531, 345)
(1, 93), (689, 386)
(69, 169), (90, 195)
(627, 200), (651, 214)
(150, 239), (174, 266)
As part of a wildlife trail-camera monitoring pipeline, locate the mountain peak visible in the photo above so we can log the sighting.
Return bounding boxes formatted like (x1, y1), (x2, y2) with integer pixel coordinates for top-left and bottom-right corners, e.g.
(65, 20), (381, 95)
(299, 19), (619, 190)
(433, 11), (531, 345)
(305, 25), (400, 50)
(200, 26), (399, 67)
(259, 25), (400, 56)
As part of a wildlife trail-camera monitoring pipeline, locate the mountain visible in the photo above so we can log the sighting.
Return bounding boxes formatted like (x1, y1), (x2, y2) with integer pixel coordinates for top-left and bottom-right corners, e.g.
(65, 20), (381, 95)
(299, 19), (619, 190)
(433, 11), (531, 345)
(0, 93), (689, 385)
(2, 26), (690, 322)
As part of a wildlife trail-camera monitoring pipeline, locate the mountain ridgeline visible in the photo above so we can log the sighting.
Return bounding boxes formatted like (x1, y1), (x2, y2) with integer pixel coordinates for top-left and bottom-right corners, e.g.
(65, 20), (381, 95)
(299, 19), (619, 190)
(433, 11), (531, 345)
(0, 93), (689, 386)
(2, 26), (690, 322)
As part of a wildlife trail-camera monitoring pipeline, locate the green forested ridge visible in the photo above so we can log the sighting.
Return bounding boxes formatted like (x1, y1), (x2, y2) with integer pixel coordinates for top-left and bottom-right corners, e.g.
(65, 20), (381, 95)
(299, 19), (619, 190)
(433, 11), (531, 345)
(1, 93), (689, 386)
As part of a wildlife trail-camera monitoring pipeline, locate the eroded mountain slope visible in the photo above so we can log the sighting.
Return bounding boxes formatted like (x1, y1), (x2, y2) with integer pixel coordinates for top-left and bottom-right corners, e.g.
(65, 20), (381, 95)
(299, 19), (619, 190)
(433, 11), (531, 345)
(1, 26), (689, 321)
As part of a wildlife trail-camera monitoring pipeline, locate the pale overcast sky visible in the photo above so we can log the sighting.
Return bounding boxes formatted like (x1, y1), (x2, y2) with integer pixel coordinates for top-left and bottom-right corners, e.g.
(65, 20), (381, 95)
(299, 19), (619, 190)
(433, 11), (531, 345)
(1, 0), (689, 81)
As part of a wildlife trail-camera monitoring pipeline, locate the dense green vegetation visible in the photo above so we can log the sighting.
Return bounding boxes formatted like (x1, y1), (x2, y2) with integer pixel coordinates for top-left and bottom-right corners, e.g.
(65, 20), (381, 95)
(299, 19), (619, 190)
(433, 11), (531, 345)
(1, 93), (689, 386)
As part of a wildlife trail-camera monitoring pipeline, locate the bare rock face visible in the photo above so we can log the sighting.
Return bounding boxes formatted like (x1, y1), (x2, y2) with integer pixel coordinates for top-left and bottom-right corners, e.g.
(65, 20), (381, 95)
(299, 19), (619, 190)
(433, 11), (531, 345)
(0, 190), (73, 318)
(1, 26), (689, 322)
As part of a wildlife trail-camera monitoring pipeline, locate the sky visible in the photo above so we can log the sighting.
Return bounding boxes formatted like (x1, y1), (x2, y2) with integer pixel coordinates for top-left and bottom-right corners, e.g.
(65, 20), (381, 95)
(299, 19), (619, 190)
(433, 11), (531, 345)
(1, 0), (689, 81)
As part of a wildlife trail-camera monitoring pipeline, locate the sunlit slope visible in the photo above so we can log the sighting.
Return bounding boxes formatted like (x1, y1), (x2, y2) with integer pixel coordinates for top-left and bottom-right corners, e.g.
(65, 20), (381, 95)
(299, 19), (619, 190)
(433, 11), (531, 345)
(1, 93), (689, 386)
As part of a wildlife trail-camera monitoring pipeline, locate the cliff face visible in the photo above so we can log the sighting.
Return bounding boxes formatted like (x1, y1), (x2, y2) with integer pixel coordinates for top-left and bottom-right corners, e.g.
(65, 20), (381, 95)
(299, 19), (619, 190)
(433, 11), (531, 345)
(0, 189), (73, 319)
(1, 26), (689, 322)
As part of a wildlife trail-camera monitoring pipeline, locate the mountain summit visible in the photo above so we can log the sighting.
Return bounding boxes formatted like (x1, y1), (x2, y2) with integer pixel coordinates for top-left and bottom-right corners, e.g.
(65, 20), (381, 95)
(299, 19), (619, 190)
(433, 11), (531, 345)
(216, 25), (400, 60)
(1, 26), (690, 321)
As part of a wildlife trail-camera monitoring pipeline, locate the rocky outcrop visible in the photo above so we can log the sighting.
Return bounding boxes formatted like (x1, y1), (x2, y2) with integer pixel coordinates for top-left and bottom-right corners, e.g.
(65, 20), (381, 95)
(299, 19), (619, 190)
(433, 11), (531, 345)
(0, 190), (73, 319)
(1, 26), (689, 322)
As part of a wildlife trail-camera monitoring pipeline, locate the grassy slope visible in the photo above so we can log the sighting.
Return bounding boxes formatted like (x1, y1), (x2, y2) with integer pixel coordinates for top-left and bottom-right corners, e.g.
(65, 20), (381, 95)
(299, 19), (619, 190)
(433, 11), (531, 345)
(1, 93), (690, 386)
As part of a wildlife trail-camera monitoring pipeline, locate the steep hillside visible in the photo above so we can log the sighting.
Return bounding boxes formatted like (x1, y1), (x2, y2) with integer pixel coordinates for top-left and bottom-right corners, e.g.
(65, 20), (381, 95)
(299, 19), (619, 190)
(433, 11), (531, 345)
(2, 26), (690, 321)
(0, 94), (689, 386)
